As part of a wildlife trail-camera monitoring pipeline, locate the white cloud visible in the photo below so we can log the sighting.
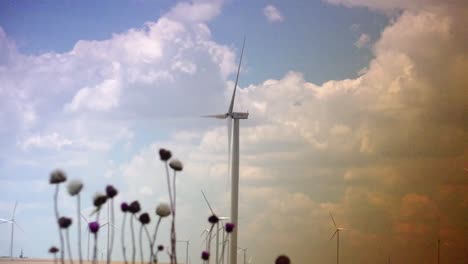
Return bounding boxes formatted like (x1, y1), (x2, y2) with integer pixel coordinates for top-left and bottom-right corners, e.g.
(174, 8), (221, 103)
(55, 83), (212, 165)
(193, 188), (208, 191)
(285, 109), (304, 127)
(19, 132), (72, 150)
(65, 79), (121, 112)
(354, 33), (371, 48)
(263, 5), (285, 23)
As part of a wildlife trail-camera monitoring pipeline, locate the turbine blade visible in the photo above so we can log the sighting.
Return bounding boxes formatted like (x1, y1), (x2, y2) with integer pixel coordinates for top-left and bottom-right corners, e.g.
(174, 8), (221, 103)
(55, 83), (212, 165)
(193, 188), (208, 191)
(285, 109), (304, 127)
(14, 221), (25, 233)
(0, 218), (12, 223)
(228, 37), (246, 115)
(330, 230), (338, 240)
(202, 114), (227, 119)
(201, 190), (216, 215)
(80, 212), (89, 224)
(12, 201), (18, 219)
(227, 117), (233, 190)
(329, 212), (337, 228)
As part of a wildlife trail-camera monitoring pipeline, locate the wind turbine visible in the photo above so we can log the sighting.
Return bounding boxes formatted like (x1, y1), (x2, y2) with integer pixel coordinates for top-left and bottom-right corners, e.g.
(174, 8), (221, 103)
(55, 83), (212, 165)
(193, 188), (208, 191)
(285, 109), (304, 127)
(202, 37), (247, 264)
(177, 239), (190, 264)
(0, 201), (23, 260)
(201, 190), (230, 264)
(329, 212), (344, 264)
(238, 247), (247, 264)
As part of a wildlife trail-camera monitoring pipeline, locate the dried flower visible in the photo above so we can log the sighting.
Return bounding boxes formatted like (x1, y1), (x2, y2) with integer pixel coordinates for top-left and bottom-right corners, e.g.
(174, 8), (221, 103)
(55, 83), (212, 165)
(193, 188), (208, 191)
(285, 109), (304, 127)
(169, 159), (183, 171)
(67, 180), (83, 196)
(201, 251), (210, 260)
(159, 148), (172, 161)
(155, 203), (171, 217)
(49, 246), (59, 254)
(275, 255), (291, 264)
(58, 217), (72, 229)
(105, 185), (118, 198)
(139, 213), (150, 225)
(121, 202), (129, 213)
(129, 200), (141, 214)
(157, 245), (164, 251)
(93, 192), (108, 207)
(50, 170), (67, 184)
(89, 222), (100, 233)
(208, 214), (219, 224)
(225, 223), (235, 233)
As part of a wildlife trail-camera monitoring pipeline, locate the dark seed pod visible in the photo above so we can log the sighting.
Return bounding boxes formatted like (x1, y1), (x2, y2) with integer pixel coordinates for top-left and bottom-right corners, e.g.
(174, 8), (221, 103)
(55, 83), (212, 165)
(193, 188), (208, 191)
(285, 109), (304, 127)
(58, 217), (72, 229)
(106, 185), (118, 198)
(129, 200), (141, 214)
(139, 212), (150, 225)
(159, 148), (172, 161)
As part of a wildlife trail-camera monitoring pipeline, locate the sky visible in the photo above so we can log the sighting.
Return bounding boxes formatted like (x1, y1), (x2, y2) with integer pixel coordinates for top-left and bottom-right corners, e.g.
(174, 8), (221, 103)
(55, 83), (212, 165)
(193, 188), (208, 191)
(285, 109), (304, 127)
(0, 0), (467, 263)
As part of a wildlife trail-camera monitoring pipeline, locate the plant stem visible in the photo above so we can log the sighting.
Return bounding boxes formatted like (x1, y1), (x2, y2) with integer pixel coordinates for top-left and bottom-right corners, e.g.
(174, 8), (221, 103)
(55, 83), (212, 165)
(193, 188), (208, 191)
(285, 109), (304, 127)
(66, 229), (74, 264)
(92, 211), (101, 264)
(130, 215), (136, 264)
(150, 217), (162, 263)
(109, 199), (116, 264)
(171, 170), (178, 264)
(121, 213), (128, 264)
(139, 225), (144, 264)
(77, 194), (82, 264)
(143, 225), (152, 264)
(54, 185), (65, 264)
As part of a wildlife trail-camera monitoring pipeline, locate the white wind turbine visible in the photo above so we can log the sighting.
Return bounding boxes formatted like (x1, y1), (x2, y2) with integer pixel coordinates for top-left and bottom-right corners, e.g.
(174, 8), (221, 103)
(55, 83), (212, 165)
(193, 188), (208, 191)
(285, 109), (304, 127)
(329, 212), (345, 264)
(0, 201), (24, 259)
(202, 38), (247, 264)
(201, 190), (230, 264)
(81, 211), (117, 261)
(177, 239), (191, 264)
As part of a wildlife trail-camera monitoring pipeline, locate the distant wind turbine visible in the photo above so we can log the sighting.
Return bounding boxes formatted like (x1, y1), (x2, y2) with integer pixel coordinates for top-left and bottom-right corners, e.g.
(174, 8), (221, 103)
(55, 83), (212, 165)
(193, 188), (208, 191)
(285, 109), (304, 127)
(202, 37), (247, 264)
(329, 212), (345, 264)
(0, 201), (24, 260)
(201, 190), (230, 264)
(177, 239), (191, 264)
(238, 247), (247, 264)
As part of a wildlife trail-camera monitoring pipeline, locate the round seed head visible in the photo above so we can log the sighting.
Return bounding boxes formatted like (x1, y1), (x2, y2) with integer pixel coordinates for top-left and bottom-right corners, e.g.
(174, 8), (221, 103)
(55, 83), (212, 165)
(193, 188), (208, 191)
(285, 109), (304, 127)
(201, 251), (210, 260)
(50, 170), (67, 184)
(67, 180), (83, 196)
(48, 246), (59, 254)
(225, 223), (235, 233)
(157, 245), (164, 251)
(139, 212), (150, 225)
(159, 148), (172, 161)
(105, 185), (118, 198)
(208, 214), (219, 224)
(93, 192), (108, 207)
(121, 202), (129, 213)
(129, 200), (141, 214)
(169, 159), (183, 171)
(89, 221), (100, 233)
(155, 203), (171, 217)
(275, 255), (291, 264)
(58, 217), (72, 229)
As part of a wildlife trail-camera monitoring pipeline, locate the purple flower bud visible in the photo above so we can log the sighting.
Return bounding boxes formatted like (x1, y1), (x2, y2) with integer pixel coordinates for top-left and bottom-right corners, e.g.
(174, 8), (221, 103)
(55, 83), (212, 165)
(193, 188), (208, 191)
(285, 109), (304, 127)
(129, 201), (141, 214)
(225, 223), (235, 233)
(121, 202), (129, 213)
(48, 246), (59, 254)
(89, 222), (100, 233)
(49, 169), (67, 184)
(159, 148), (172, 161)
(275, 255), (291, 264)
(201, 251), (210, 260)
(139, 212), (150, 225)
(58, 217), (72, 229)
(208, 214), (219, 224)
(157, 245), (164, 251)
(93, 193), (108, 207)
(105, 185), (118, 198)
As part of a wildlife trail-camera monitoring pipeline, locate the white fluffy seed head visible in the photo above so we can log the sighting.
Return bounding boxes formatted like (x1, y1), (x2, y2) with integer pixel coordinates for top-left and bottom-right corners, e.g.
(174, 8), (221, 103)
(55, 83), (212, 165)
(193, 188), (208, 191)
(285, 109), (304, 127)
(169, 159), (183, 171)
(67, 180), (83, 196)
(156, 203), (171, 217)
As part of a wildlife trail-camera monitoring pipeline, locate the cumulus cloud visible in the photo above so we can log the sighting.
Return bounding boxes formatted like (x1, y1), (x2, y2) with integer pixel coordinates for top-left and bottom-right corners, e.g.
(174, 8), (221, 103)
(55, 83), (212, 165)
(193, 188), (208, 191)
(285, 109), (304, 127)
(354, 33), (371, 48)
(263, 5), (285, 23)
(1, 0), (467, 263)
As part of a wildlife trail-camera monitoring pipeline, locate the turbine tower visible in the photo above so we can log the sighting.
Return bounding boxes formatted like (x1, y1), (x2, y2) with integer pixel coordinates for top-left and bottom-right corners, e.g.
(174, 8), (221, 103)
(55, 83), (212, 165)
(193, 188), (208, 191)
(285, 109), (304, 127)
(203, 38), (247, 264)
(0, 201), (23, 260)
(329, 212), (344, 264)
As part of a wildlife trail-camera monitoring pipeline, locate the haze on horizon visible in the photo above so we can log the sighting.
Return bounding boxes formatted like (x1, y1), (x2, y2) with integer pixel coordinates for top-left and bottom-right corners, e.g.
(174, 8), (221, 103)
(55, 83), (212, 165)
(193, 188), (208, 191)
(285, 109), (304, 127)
(0, 0), (467, 263)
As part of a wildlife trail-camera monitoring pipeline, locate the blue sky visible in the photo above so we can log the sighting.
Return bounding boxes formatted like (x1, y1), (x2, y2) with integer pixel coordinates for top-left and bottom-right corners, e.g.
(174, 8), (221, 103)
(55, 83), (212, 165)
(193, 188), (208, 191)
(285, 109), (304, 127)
(0, 0), (466, 263)
(0, 0), (387, 84)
